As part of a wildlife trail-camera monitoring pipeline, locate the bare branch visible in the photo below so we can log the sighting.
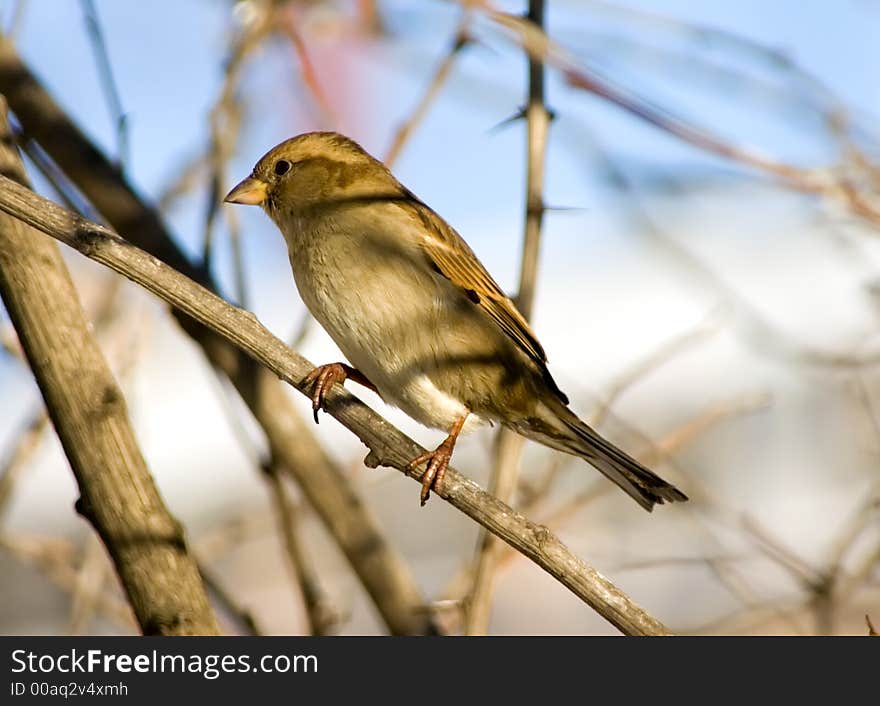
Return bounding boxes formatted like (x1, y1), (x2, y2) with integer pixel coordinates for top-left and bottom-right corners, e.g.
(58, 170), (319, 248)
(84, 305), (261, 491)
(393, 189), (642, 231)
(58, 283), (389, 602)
(385, 14), (471, 167)
(263, 459), (340, 635)
(274, 10), (338, 126)
(0, 406), (48, 524)
(66, 534), (108, 635)
(465, 0), (551, 636)
(197, 564), (262, 636)
(464, 3), (880, 228)
(79, 0), (128, 169)
(0, 533), (136, 630)
(590, 317), (718, 428)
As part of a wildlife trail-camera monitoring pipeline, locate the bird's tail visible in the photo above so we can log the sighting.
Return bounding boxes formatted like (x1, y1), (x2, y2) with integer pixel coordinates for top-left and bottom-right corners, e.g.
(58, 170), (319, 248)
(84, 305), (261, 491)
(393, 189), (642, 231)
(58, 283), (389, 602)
(510, 398), (688, 512)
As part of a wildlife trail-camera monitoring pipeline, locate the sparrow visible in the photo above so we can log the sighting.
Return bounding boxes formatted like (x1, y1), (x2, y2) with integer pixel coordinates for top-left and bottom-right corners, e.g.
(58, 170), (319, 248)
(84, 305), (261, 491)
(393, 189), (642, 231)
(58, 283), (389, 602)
(225, 132), (687, 510)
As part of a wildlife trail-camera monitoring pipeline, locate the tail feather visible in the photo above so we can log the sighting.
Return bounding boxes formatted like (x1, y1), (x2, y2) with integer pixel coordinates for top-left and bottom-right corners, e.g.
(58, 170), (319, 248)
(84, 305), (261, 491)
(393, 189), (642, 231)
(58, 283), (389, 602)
(513, 400), (688, 512)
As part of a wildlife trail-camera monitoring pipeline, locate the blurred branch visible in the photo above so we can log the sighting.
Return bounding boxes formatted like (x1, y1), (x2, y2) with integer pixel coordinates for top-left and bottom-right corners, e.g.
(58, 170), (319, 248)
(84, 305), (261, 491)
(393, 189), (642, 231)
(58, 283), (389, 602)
(465, 431), (524, 634)
(79, 0), (128, 169)
(15, 132), (97, 219)
(263, 458), (340, 635)
(274, 10), (338, 126)
(203, 365), (339, 635)
(464, 4), (880, 228)
(590, 316), (718, 428)
(582, 0), (843, 114)
(0, 177), (673, 636)
(195, 512), (273, 565)
(465, 0), (549, 636)
(571, 118), (880, 369)
(0, 38), (433, 636)
(202, 3), (275, 299)
(66, 534), (107, 635)
(0, 406), (47, 524)
(385, 14), (471, 167)
(648, 393), (770, 464)
(197, 564), (262, 636)
(0, 103), (219, 635)
(157, 151), (208, 213)
(4, 1), (27, 37)
(0, 533), (136, 631)
(356, 0), (383, 35)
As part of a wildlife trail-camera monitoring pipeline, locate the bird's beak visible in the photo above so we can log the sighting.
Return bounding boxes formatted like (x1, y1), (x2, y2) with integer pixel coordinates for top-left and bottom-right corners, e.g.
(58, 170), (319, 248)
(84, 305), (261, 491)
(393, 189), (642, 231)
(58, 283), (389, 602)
(224, 176), (268, 206)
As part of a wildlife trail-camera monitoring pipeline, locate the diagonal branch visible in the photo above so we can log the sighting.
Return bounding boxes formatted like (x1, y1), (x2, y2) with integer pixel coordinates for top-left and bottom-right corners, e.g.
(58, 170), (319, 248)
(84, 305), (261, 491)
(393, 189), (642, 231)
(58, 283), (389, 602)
(385, 14), (471, 167)
(79, 0), (128, 169)
(0, 176), (672, 636)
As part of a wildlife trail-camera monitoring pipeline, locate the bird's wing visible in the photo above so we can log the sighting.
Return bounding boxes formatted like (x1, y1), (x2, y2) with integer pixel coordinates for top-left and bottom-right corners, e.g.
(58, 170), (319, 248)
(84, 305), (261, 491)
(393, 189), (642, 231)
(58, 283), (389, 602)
(402, 195), (545, 363)
(398, 192), (568, 403)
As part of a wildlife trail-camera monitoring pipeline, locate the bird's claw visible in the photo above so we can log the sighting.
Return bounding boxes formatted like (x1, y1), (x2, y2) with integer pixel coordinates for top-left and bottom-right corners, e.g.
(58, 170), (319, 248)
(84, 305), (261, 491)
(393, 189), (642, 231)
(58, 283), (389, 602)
(303, 363), (351, 424)
(406, 440), (454, 506)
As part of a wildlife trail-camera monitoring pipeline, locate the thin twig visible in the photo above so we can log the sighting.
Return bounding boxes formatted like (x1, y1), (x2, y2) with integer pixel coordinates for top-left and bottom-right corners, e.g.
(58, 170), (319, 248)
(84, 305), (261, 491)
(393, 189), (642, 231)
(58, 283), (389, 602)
(66, 534), (108, 635)
(457, 3), (880, 227)
(590, 317), (719, 428)
(0, 533), (136, 631)
(202, 5), (273, 295)
(79, 0), (128, 169)
(0, 407), (48, 524)
(197, 564), (262, 636)
(385, 14), (471, 167)
(465, 430), (525, 634)
(274, 10), (338, 126)
(571, 118), (880, 368)
(157, 151), (209, 213)
(263, 458), (340, 635)
(465, 0), (550, 636)
(15, 134), (96, 220)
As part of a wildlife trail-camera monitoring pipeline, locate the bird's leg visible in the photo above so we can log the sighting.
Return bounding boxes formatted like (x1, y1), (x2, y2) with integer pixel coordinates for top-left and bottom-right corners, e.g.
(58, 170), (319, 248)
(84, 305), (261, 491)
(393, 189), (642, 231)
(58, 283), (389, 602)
(407, 413), (468, 506)
(302, 362), (377, 424)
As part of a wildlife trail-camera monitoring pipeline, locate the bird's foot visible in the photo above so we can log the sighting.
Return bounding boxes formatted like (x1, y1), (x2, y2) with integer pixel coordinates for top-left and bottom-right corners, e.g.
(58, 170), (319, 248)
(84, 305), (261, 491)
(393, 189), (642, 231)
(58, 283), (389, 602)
(302, 362), (374, 424)
(406, 414), (468, 506)
(407, 440), (455, 507)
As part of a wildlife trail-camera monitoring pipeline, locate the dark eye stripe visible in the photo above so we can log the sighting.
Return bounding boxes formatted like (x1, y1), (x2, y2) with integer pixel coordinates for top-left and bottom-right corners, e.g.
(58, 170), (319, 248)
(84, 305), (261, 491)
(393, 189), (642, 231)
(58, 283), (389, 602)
(274, 160), (291, 176)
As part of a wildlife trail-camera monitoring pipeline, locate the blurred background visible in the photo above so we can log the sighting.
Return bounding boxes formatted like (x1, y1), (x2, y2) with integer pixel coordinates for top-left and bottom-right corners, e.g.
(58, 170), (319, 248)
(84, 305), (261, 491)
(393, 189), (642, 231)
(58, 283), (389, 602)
(1, 0), (879, 635)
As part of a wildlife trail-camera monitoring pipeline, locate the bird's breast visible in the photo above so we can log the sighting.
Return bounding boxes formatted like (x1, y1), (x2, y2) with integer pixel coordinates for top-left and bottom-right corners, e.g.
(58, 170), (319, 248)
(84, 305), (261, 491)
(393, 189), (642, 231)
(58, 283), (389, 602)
(283, 213), (487, 431)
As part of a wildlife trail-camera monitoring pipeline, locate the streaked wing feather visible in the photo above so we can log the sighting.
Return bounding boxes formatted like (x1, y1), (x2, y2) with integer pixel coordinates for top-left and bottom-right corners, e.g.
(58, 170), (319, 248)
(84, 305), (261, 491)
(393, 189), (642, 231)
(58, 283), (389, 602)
(401, 195), (544, 362)
(397, 192), (569, 404)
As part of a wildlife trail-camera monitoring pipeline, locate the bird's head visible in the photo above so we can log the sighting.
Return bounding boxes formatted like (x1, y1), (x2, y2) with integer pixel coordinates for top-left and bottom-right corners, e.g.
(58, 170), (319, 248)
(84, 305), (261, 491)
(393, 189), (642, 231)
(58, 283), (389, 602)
(224, 132), (399, 220)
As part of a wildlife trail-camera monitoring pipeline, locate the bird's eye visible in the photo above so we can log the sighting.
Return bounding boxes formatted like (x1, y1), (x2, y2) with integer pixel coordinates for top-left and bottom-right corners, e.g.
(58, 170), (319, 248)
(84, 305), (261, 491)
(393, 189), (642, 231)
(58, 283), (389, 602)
(274, 160), (292, 176)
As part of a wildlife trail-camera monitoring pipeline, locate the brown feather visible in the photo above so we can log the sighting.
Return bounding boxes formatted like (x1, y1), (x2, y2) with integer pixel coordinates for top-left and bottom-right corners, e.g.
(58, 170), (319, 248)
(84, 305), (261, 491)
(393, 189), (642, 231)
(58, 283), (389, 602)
(394, 188), (569, 403)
